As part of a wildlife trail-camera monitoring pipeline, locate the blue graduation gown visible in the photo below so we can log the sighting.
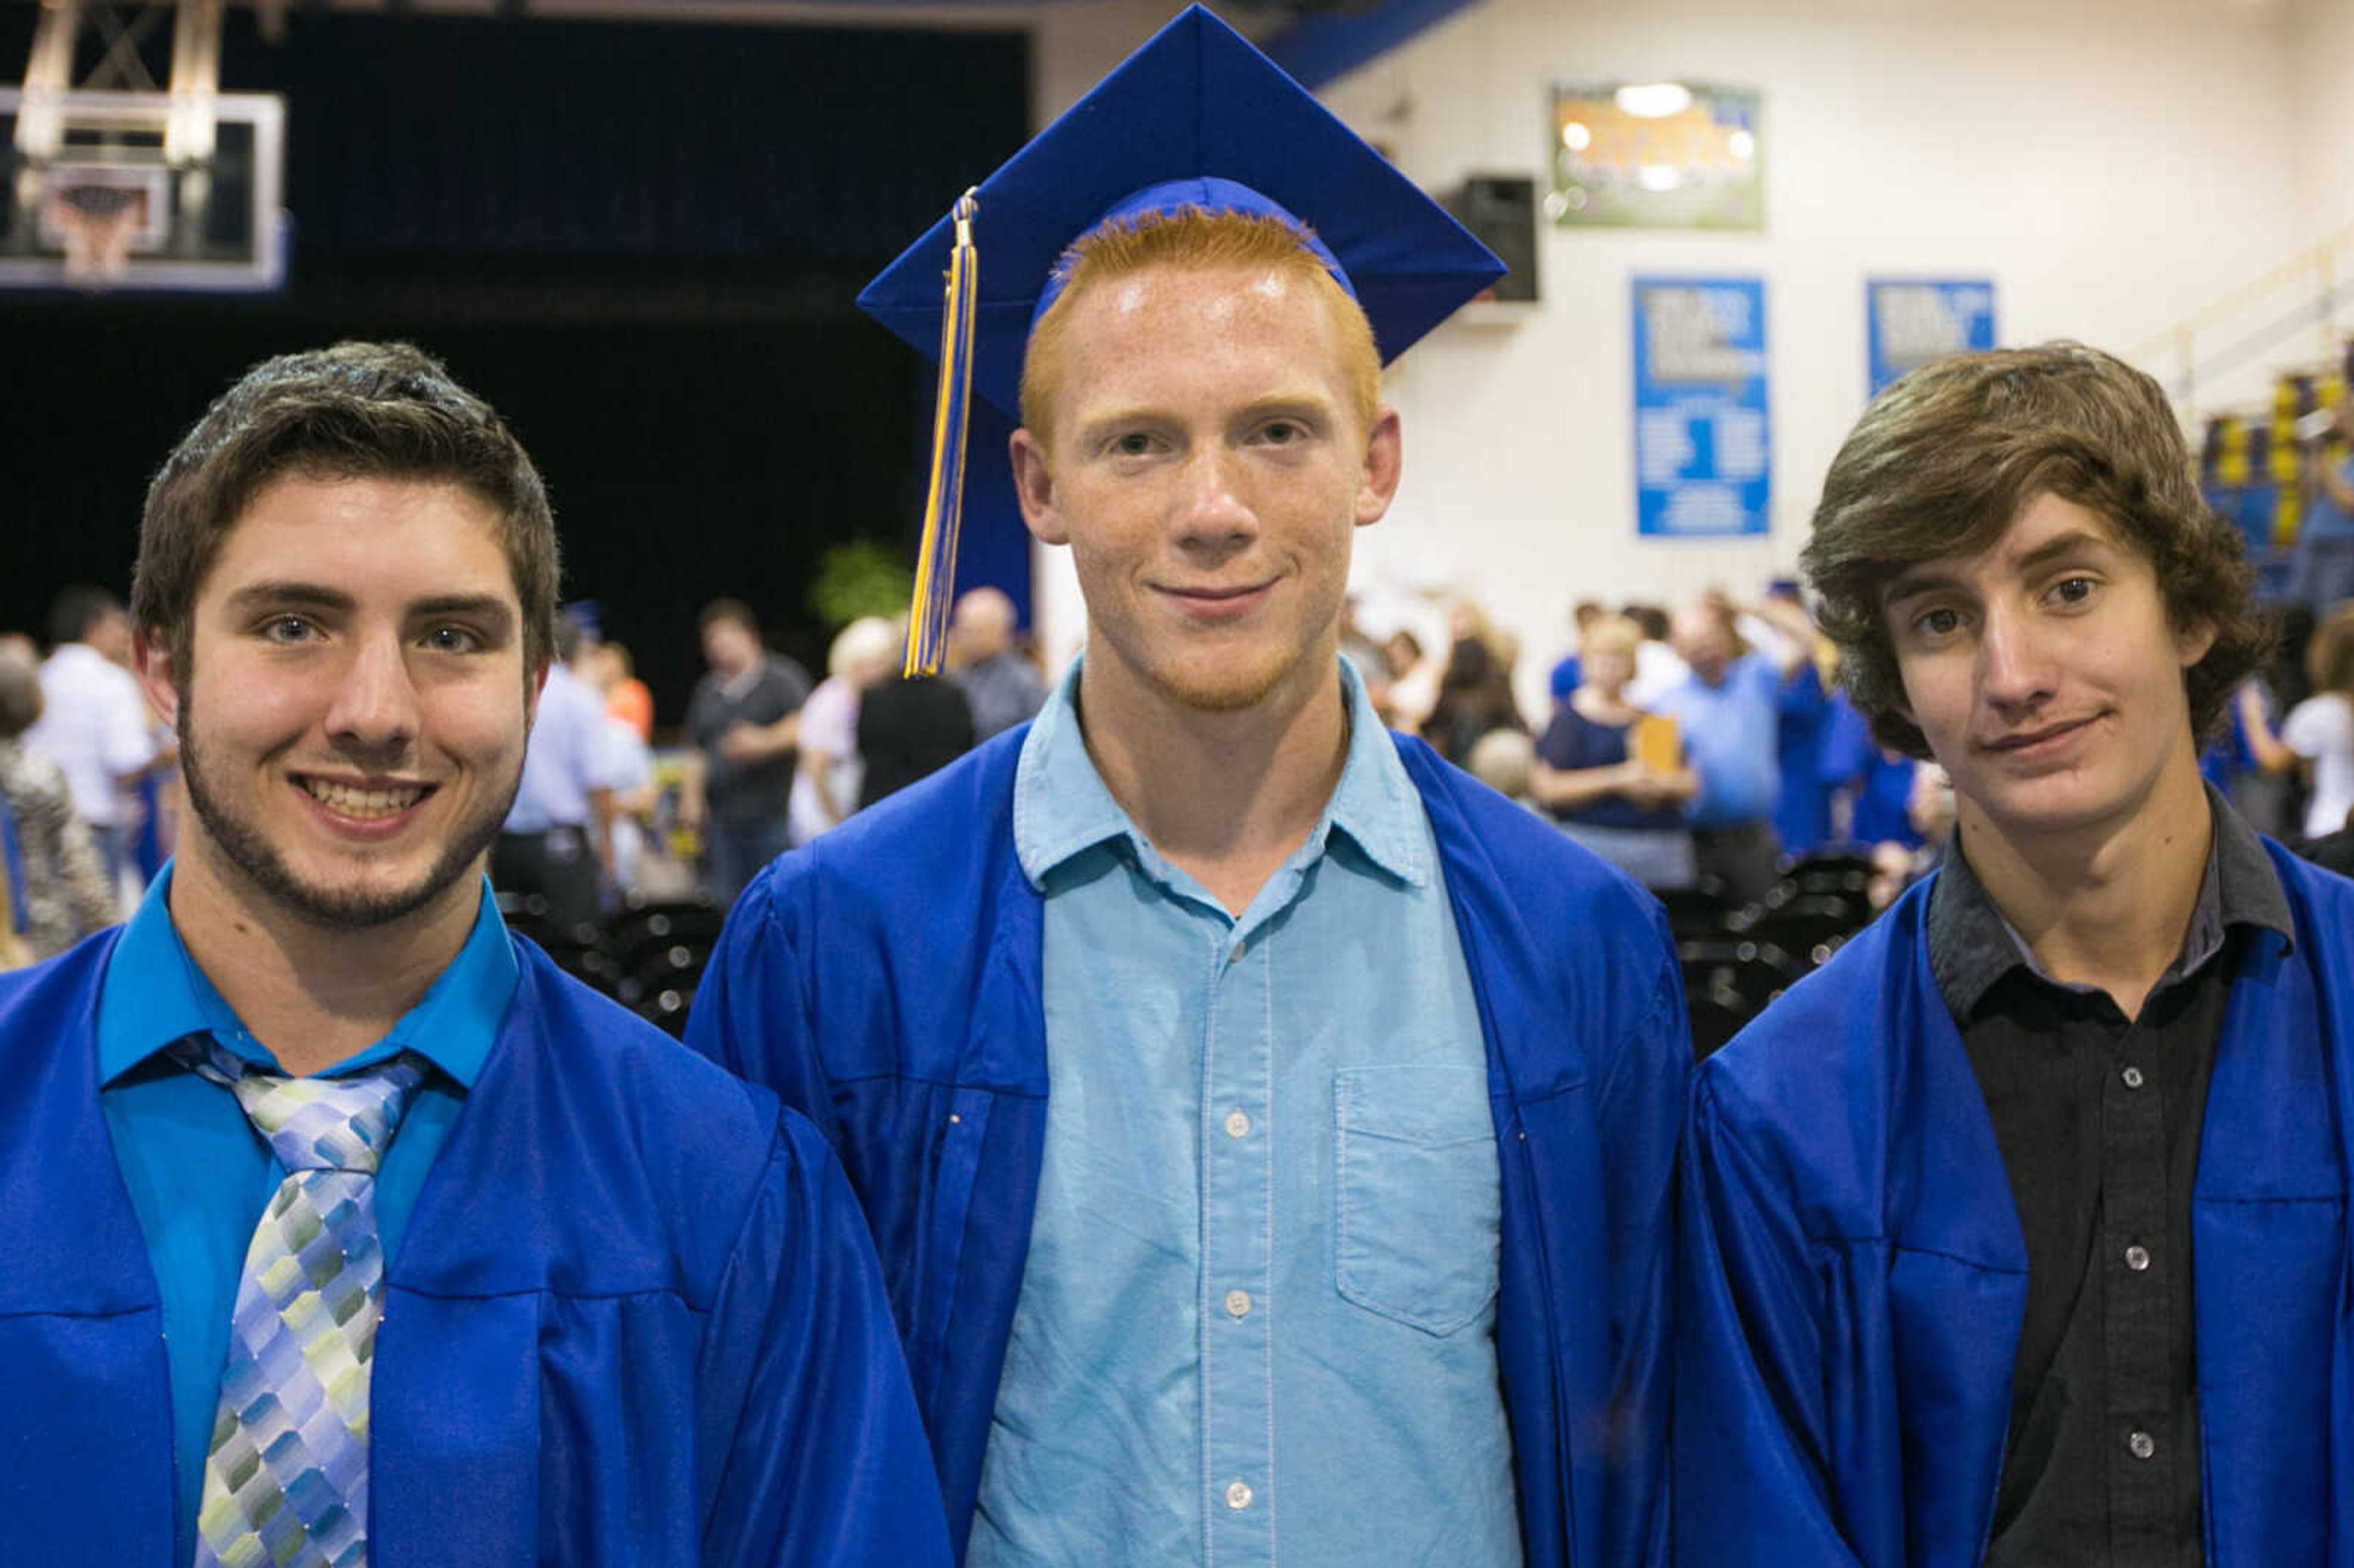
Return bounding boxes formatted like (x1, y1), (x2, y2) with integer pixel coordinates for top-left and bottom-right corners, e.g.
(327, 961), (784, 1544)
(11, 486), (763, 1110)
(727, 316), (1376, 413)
(1775, 663), (1835, 856)
(0, 934), (951, 1567)
(1678, 845), (2354, 1566)
(687, 725), (1691, 1568)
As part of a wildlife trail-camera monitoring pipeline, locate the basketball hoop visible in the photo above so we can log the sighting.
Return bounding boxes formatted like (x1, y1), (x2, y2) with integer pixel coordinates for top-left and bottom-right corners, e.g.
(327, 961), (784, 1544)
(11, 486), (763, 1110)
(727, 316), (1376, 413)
(1, 88), (288, 294)
(44, 182), (147, 288)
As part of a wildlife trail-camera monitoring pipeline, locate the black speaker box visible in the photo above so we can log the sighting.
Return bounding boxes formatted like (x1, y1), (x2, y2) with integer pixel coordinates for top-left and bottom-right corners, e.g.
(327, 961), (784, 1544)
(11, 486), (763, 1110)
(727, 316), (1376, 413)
(1447, 175), (1539, 304)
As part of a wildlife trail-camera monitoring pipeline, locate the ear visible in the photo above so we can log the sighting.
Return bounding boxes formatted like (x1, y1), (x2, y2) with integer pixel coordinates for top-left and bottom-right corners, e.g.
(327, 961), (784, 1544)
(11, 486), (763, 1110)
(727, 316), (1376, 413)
(131, 628), (181, 731)
(1354, 406), (1404, 529)
(527, 659), (550, 731)
(2174, 615), (2218, 669)
(1010, 427), (1067, 547)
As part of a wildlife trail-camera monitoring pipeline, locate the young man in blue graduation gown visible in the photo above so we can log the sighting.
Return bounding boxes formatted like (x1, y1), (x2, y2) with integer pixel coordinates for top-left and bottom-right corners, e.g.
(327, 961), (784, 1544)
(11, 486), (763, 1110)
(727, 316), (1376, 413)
(685, 11), (1689, 1567)
(1678, 341), (2354, 1567)
(0, 342), (950, 1567)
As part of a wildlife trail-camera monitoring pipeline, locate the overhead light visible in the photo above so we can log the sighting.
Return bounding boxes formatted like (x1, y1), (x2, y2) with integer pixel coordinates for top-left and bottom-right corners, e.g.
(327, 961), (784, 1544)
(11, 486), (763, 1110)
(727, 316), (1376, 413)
(1614, 82), (1693, 118)
(1561, 121), (1593, 152)
(1637, 165), (1683, 191)
(1728, 129), (1756, 161)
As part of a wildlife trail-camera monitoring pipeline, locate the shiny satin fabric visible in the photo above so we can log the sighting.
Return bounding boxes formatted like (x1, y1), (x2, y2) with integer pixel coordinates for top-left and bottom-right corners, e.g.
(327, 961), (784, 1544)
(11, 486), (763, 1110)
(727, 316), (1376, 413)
(1679, 846), (2354, 1567)
(687, 721), (1692, 1568)
(0, 935), (950, 1567)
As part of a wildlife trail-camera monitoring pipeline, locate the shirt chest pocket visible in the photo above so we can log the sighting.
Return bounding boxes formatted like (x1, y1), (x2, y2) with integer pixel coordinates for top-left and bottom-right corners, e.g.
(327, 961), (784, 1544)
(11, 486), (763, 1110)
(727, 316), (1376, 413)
(1333, 1064), (1503, 1337)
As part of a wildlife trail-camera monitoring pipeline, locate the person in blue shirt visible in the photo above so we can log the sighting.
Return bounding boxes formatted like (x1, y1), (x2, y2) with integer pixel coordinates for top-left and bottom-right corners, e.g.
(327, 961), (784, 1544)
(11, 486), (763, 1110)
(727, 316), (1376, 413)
(1545, 598), (1607, 706)
(1748, 585), (1842, 859)
(685, 12), (1688, 1568)
(493, 610), (619, 934)
(0, 341), (948, 1567)
(1651, 601), (1802, 904)
(1530, 612), (1698, 889)
(2297, 395), (2354, 612)
(1680, 341), (2354, 1567)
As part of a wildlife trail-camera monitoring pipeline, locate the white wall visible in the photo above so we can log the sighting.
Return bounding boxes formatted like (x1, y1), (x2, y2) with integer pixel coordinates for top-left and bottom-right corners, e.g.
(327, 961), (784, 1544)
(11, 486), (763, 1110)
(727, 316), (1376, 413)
(2289, 0), (2354, 244)
(1024, 0), (2329, 699)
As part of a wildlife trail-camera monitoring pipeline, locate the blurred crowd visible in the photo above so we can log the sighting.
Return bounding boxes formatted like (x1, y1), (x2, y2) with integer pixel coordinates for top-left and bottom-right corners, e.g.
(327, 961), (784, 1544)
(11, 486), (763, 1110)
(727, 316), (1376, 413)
(1354, 583), (2354, 909)
(7, 571), (2351, 967)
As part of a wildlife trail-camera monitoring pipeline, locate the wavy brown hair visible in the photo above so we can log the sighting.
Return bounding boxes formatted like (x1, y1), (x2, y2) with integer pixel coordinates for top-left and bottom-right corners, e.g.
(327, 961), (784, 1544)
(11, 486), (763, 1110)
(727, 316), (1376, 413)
(1800, 341), (2269, 758)
(132, 341), (559, 682)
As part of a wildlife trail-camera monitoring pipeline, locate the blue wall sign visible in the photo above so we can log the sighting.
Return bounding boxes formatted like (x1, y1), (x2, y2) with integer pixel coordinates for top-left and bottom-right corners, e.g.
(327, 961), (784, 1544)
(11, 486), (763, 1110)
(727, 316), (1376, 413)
(1866, 278), (1996, 397)
(1632, 276), (1771, 538)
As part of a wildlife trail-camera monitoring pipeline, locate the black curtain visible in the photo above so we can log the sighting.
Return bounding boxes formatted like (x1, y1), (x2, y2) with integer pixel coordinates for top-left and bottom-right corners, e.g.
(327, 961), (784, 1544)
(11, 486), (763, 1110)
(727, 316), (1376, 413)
(1, 9), (1030, 721)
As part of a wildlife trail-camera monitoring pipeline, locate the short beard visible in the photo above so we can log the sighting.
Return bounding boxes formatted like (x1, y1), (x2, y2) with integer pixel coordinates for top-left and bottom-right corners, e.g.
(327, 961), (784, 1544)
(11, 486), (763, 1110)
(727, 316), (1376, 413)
(177, 704), (517, 931)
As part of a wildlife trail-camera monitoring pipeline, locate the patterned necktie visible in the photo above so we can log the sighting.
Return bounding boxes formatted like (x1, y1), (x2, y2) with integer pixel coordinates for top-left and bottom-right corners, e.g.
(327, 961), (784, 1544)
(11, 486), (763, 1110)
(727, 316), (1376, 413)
(174, 1038), (427, 1568)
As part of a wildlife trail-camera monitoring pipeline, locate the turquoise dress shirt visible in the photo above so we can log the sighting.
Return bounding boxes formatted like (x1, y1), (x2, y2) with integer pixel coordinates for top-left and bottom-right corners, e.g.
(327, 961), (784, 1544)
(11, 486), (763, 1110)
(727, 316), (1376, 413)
(969, 659), (1522, 1568)
(95, 866), (520, 1545)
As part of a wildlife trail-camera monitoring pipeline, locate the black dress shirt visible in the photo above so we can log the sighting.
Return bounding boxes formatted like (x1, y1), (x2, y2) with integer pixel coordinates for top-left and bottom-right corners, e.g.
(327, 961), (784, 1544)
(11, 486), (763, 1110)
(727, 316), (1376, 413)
(1925, 791), (2295, 1568)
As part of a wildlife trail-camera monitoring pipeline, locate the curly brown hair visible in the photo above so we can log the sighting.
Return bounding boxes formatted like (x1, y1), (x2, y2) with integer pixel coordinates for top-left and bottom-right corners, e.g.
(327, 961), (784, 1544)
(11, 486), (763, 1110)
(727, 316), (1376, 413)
(132, 341), (560, 682)
(1800, 341), (2270, 758)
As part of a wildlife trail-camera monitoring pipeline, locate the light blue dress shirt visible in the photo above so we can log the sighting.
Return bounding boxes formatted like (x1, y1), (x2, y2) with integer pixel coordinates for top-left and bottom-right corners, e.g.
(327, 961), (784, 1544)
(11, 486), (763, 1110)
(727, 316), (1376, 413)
(2307, 453), (2354, 540)
(1650, 651), (1783, 828)
(969, 658), (1522, 1568)
(505, 660), (617, 832)
(96, 866), (520, 1545)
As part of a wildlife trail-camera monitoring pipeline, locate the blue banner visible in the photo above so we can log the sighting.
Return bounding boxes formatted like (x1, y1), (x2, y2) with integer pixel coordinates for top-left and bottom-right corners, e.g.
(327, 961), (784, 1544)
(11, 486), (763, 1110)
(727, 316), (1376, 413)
(1866, 278), (1996, 397)
(1632, 276), (1771, 538)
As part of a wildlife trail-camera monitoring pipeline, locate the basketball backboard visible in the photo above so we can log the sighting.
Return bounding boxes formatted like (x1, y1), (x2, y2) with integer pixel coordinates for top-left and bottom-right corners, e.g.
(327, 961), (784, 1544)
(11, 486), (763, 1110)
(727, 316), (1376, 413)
(1, 87), (285, 292)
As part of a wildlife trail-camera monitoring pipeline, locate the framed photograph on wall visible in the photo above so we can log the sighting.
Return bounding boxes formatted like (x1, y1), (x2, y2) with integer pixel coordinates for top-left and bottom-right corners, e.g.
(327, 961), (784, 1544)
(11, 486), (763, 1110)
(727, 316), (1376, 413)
(1548, 82), (1762, 230)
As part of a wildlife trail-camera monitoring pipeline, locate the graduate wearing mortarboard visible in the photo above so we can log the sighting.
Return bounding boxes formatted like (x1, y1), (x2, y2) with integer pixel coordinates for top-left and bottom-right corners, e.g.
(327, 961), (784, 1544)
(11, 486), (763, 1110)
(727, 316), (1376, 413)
(685, 10), (1686, 1567)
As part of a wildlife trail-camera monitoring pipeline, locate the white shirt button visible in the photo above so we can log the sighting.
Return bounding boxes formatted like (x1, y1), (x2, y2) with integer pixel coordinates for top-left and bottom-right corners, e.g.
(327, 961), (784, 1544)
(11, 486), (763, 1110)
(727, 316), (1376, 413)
(1224, 1109), (1251, 1139)
(1225, 1480), (1253, 1510)
(1224, 1288), (1252, 1319)
(2128, 1430), (2156, 1460)
(2125, 1244), (2151, 1272)
(2122, 1065), (2146, 1089)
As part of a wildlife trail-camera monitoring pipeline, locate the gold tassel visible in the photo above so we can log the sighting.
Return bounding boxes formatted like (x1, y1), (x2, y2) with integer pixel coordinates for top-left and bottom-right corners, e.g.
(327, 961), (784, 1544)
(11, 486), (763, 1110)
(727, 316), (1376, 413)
(905, 189), (981, 677)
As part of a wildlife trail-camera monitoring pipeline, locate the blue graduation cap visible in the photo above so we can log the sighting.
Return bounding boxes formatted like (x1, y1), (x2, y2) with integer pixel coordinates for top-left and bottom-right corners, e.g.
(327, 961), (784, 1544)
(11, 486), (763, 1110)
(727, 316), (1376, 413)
(859, 2), (1504, 674)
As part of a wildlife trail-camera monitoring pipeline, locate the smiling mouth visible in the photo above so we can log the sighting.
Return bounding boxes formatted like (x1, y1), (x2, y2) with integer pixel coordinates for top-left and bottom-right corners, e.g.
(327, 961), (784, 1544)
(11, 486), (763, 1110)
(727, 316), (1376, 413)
(297, 778), (433, 818)
(1164, 584), (1268, 599)
(1981, 716), (2098, 753)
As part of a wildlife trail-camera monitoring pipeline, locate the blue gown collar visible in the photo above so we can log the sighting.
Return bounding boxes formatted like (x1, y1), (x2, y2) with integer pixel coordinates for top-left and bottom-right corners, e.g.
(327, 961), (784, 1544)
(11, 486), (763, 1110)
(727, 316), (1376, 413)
(96, 863), (517, 1086)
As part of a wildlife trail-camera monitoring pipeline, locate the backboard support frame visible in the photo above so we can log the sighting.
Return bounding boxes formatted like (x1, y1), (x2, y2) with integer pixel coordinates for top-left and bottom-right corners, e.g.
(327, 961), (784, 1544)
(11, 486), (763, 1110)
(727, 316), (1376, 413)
(0, 86), (286, 293)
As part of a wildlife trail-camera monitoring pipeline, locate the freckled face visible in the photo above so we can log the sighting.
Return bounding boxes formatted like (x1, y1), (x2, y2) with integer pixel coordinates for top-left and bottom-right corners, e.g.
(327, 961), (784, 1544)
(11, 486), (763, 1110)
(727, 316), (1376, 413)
(140, 474), (535, 930)
(1012, 261), (1399, 716)
(1882, 492), (2214, 844)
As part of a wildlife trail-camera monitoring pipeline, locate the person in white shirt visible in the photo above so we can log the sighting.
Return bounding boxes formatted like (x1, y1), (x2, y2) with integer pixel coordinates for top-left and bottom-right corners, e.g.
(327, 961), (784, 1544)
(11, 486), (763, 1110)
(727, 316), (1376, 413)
(24, 586), (161, 908)
(788, 616), (899, 847)
(2282, 603), (2354, 841)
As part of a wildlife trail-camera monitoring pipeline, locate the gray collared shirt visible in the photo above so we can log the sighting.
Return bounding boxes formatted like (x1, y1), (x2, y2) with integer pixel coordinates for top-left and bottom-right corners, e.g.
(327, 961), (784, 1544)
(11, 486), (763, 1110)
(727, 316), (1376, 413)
(1925, 786), (2294, 1568)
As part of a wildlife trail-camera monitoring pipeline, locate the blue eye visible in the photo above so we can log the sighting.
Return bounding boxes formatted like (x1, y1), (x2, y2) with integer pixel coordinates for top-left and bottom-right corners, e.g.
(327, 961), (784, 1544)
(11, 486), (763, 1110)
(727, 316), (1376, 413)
(262, 617), (315, 644)
(423, 625), (482, 653)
